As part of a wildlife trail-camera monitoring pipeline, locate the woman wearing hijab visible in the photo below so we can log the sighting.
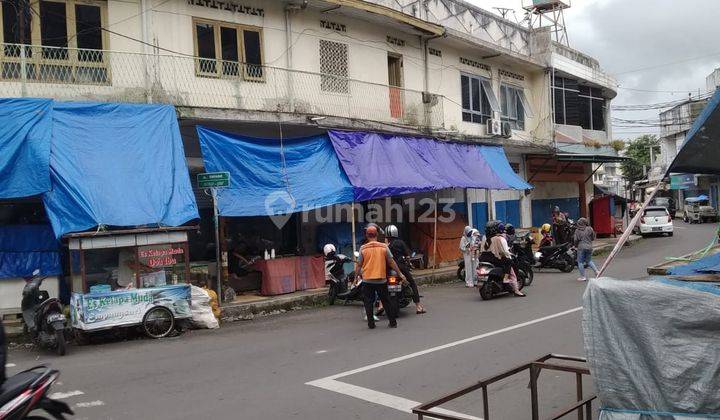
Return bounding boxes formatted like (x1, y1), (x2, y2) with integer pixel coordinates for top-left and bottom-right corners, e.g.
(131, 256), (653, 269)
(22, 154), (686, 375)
(459, 226), (474, 287)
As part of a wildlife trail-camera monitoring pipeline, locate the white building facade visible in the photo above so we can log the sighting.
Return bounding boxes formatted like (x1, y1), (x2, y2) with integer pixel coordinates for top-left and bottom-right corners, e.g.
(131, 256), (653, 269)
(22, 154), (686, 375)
(0, 0), (616, 229)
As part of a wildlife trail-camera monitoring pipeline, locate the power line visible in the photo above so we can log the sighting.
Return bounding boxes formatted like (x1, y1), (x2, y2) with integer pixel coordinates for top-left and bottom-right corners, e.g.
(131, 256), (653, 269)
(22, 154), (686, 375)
(612, 50), (720, 76)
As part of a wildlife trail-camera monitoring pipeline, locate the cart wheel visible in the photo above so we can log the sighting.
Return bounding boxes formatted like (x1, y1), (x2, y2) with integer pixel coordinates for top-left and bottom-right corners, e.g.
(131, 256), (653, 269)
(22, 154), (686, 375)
(142, 306), (175, 339)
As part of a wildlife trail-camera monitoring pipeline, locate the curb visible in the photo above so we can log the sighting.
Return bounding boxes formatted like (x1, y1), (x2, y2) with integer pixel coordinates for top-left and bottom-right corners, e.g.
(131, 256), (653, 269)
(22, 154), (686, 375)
(592, 235), (642, 256)
(220, 268), (459, 323)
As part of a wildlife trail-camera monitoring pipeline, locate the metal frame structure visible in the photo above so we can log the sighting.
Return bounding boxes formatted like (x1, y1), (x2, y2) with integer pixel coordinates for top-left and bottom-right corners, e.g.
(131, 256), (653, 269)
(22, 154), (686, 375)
(412, 354), (595, 420)
(522, 1), (571, 46)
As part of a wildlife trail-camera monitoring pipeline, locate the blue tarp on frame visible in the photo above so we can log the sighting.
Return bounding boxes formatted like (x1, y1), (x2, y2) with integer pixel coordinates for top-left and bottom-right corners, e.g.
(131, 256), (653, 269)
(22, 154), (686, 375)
(42, 103), (199, 238)
(0, 225), (61, 279)
(0, 98), (53, 199)
(197, 126), (355, 217)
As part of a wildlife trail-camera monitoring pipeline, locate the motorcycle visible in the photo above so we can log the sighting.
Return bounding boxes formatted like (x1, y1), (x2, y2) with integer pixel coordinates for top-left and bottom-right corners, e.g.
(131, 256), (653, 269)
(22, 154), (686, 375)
(475, 260), (527, 300)
(533, 243), (576, 273)
(0, 365), (73, 419)
(510, 232), (535, 286)
(388, 256), (415, 310)
(21, 270), (68, 356)
(325, 253), (362, 306)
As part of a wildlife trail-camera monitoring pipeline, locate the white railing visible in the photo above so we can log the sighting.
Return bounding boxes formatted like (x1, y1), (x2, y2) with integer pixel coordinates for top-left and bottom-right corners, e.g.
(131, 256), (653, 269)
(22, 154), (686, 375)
(0, 43), (445, 129)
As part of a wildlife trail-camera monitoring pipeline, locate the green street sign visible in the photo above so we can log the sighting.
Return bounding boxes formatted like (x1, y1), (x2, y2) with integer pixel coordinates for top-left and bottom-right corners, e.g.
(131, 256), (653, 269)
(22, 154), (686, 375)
(198, 172), (230, 188)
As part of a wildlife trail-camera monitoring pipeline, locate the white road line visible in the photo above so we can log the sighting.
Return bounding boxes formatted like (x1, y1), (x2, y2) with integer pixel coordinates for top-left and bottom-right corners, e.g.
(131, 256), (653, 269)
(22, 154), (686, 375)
(306, 306), (583, 419)
(48, 390), (85, 400)
(323, 306), (583, 380)
(5, 363), (15, 368)
(307, 378), (482, 420)
(75, 400), (105, 408)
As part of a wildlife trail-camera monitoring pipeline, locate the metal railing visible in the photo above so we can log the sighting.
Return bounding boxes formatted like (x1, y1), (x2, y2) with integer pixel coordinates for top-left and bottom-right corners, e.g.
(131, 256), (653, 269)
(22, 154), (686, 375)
(412, 354), (596, 420)
(0, 43), (445, 129)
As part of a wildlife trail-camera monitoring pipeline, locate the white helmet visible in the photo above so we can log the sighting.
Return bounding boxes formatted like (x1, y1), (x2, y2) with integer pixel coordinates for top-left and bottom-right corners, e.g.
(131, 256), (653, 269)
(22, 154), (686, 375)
(323, 244), (336, 256)
(385, 224), (399, 238)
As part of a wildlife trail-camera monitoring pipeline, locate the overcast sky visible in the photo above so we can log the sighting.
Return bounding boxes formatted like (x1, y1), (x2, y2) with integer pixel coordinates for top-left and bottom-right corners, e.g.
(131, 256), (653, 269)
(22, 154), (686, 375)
(471, 0), (720, 140)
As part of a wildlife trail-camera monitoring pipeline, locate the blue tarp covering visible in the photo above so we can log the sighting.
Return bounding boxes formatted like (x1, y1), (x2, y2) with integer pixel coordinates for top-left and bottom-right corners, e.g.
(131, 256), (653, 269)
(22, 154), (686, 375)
(197, 126), (355, 216)
(0, 98), (53, 199)
(666, 252), (720, 275)
(43, 103), (199, 238)
(0, 225), (61, 279)
(315, 222), (365, 253)
(328, 130), (531, 201)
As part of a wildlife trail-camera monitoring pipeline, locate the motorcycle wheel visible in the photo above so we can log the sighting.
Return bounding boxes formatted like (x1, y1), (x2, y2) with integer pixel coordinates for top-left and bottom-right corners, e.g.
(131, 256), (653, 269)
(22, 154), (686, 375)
(328, 283), (338, 306)
(56, 329), (66, 356)
(457, 266), (465, 281)
(523, 268), (534, 286)
(142, 306), (175, 339)
(561, 256), (575, 273)
(399, 298), (411, 309)
(479, 283), (493, 300)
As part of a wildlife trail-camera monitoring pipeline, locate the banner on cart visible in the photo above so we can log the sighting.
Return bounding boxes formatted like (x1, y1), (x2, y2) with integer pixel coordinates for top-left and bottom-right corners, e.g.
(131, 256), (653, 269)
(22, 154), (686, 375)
(70, 284), (191, 330)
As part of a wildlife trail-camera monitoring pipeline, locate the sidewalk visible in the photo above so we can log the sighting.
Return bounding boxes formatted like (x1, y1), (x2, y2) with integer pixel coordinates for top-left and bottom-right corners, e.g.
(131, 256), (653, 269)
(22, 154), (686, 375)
(592, 234), (642, 256)
(220, 265), (458, 322)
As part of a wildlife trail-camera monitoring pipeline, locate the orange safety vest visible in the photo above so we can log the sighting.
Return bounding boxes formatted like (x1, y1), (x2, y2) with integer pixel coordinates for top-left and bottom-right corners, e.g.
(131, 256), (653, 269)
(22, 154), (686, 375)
(360, 241), (389, 281)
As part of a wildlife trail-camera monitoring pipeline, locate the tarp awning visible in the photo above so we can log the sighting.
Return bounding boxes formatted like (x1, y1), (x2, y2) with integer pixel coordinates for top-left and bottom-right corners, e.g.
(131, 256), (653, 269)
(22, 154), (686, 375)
(668, 89), (720, 175)
(328, 130), (531, 201)
(0, 98), (53, 199)
(43, 103), (199, 238)
(197, 126), (355, 216)
(0, 224), (60, 279)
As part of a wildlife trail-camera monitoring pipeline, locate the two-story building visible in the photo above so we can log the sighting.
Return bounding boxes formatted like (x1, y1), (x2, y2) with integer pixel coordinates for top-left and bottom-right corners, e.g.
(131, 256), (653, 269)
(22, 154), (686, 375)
(0, 0), (616, 235)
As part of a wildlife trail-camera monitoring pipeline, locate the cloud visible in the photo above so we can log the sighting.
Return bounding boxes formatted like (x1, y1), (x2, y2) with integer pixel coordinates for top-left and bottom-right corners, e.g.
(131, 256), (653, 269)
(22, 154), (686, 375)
(469, 0), (720, 139)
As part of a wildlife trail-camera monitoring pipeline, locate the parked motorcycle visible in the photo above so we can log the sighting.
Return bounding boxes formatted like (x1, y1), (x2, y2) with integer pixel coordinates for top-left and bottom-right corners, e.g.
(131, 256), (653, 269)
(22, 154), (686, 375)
(325, 251), (362, 306)
(0, 365), (73, 419)
(21, 270), (68, 356)
(533, 243), (576, 273)
(475, 261), (527, 300)
(388, 257), (415, 310)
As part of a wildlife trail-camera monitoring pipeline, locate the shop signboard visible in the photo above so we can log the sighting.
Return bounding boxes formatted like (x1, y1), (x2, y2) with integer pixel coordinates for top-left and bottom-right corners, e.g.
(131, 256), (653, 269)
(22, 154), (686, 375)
(670, 174), (695, 190)
(70, 284), (191, 331)
(198, 172), (230, 188)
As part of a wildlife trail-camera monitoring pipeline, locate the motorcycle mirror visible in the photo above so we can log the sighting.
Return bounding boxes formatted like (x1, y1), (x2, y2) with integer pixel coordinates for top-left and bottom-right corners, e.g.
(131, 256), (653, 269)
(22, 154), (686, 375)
(354, 251), (360, 259)
(32, 269), (40, 276)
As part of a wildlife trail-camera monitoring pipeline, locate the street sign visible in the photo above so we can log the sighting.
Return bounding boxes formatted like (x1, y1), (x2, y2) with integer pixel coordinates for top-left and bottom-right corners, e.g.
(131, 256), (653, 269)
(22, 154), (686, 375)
(198, 172), (230, 188)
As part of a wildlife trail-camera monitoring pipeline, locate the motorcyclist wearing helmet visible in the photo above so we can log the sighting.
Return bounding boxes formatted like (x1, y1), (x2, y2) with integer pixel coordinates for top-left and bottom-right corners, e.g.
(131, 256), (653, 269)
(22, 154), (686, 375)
(505, 224), (517, 245)
(356, 225), (405, 329)
(540, 223), (554, 248)
(552, 206), (568, 244)
(323, 244), (346, 281)
(480, 221), (525, 297)
(385, 224), (426, 315)
(459, 226), (474, 287)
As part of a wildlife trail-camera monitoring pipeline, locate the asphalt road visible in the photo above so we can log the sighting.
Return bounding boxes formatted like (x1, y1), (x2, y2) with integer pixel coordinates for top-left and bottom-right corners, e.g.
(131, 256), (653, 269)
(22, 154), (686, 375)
(6, 221), (714, 420)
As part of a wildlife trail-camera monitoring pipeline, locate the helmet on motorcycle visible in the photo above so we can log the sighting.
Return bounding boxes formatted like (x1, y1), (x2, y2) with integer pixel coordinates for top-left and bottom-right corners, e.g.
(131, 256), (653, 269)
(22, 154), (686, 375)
(505, 224), (515, 235)
(485, 220), (501, 237)
(323, 244), (336, 257)
(541, 223), (551, 233)
(385, 224), (399, 238)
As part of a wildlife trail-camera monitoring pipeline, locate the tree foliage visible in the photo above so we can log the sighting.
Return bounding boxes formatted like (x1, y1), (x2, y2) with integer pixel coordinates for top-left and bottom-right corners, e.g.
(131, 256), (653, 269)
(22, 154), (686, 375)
(620, 134), (660, 185)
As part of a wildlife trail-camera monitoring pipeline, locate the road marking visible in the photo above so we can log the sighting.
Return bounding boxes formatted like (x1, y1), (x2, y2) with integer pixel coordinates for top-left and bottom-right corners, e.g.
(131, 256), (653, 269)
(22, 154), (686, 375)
(48, 390), (85, 400)
(75, 400), (105, 408)
(306, 306), (583, 418)
(5, 363), (15, 368)
(315, 350), (328, 354)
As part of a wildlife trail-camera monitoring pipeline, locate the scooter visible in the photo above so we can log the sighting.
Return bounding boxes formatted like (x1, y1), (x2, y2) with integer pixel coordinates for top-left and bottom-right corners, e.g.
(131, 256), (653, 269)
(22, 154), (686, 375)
(475, 260), (527, 300)
(387, 258), (415, 310)
(325, 253), (362, 305)
(0, 365), (73, 419)
(21, 270), (68, 356)
(511, 232), (535, 286)
(533, 243), (576, 273)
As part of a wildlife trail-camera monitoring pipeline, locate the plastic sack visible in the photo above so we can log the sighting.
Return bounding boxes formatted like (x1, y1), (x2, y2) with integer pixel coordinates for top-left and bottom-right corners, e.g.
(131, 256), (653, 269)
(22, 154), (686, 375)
(190, 285), (219, 329)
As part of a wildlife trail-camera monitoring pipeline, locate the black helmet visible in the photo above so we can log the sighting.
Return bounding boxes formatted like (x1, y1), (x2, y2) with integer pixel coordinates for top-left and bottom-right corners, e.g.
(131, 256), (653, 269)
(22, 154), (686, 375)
(505, 224), (515, 235)
(484, 220), (501, 237)
(385, 224), (399, 238)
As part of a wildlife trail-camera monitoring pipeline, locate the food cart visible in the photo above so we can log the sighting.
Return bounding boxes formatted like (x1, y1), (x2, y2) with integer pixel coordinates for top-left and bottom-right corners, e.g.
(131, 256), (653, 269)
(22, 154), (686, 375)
(67, 227), (194, 339)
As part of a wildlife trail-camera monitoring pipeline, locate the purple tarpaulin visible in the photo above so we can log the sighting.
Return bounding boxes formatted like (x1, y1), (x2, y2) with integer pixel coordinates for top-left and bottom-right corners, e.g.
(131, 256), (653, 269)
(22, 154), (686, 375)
(328, 130), (531, 201)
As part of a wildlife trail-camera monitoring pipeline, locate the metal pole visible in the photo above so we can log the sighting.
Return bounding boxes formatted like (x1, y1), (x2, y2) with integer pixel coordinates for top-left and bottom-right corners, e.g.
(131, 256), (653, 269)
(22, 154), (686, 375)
(351, 202), (357, 258)
(212, 188), (222, 305)
(433, 192), (438, 269)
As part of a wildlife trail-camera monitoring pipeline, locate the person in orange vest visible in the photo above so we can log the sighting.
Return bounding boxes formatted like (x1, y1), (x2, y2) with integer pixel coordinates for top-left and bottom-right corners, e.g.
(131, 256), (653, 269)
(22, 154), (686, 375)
(356, 224), (406, 329)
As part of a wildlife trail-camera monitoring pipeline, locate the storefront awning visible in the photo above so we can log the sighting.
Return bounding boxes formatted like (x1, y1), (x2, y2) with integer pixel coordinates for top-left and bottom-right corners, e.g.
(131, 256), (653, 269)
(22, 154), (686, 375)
(43, 103), (199, 238)
(197, 126), (355, 216)
(668, 89), (720, 175)
(555, 144), (629, 163)
(0, 98), (53, 199)
(328, 130), (531, 201)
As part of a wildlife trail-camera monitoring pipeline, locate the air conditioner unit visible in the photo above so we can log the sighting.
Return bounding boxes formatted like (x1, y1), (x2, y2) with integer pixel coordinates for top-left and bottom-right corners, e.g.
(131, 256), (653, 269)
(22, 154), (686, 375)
(501, 121), (512, 138)
(486, 119), (502, 136)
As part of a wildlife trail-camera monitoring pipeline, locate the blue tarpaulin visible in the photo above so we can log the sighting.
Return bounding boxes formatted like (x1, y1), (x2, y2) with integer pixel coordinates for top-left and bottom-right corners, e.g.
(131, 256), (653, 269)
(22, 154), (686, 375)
(0, 98), (53, 199)
(328, 130), (531, 201)
(0, 225), (61, 279)
(197, 126), (355, 216)
(43, 103), (199, 238)
(666, 252), (720, 275)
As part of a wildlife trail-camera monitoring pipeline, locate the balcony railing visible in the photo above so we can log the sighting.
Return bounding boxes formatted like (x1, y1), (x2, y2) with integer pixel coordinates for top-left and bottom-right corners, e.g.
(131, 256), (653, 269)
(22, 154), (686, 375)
(0, 43), (445, 129)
